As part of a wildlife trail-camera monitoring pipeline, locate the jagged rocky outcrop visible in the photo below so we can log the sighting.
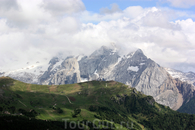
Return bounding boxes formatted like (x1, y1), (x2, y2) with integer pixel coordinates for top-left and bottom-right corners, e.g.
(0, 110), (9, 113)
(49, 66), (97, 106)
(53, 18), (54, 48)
(79, 46), (119, 80)
(49, 57), (81, 85)
(39, 57), (81, 85)
(38, 57), (59, 84)
(174, 78), (195, 104)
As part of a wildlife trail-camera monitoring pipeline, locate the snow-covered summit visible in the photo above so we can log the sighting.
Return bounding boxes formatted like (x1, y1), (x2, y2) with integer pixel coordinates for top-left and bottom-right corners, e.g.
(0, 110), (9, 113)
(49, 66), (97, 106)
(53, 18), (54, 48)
(0, 58), (51, 84)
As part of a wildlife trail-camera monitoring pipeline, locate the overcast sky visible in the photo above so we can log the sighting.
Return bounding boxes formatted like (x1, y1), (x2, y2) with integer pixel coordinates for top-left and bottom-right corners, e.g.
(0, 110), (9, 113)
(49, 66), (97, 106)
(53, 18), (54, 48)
(0, 0), (195, 72)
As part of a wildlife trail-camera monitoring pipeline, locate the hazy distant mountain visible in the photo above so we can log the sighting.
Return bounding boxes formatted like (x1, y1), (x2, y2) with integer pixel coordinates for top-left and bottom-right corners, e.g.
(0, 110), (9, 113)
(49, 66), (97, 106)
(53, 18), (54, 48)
(165, 67), (195, 86)
(1, 46), (194, 111)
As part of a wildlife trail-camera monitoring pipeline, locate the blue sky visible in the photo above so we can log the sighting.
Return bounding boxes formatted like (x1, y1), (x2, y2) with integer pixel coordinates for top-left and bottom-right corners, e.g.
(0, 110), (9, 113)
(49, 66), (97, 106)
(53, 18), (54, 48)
(82, 0), (195, 11)
(82, 0), (156, 12)
(82, 0), (195, 21)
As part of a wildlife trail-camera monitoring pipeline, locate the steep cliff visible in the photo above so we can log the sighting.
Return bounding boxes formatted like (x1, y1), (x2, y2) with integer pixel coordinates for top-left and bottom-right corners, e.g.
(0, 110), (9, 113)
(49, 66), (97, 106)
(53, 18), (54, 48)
(49, 57), (81, 85)
(39, 57), (80, 85)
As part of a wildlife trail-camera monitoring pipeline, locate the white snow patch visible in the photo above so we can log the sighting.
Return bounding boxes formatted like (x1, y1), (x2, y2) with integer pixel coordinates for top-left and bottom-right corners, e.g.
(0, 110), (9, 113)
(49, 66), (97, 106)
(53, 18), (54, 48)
(139, 63), (145, 65)
(110, 48), (118, 55)
(110, 52), (115, 55)
(80, 78), (88, 82)
(76, 55), (85, 61)
(2, 59), (50, 78)
(127, 66), (139, 72)
(50, 59), (63, 71)
(117, 57), (122, 63)
(126, 81), (132, 86)
(126, 52), (135, 59)
(94, 69), (99, 78)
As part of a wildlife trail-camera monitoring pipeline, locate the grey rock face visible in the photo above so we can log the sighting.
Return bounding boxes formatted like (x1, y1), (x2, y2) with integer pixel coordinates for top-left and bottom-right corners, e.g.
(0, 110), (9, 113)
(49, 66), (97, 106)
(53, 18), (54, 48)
(38, 57), (80, 85)
(133, 62), (179, 109)
(79, 46), (119, 80)
(39, 57), (60, 83)
(49, 57), (81, 85)
(174, 78), (195, 104)
(105, 49), (149, 86)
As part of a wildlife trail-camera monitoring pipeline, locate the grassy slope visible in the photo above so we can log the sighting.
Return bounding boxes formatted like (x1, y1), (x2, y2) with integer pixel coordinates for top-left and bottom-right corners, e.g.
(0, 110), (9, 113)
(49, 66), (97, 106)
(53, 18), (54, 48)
(0, 77), (195, 130)
(0, 77), (139, 129)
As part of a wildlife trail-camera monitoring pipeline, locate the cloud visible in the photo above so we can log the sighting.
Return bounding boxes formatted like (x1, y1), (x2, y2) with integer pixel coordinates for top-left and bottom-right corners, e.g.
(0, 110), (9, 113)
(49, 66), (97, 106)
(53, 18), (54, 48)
(0, 0), (195, 73)
(140, 8), (181, 30)
(0, 0), (51, 28)
(41, 0), (85, 16)
(123, 6), (144, 19)
(100, 3), (122, 14)
(80, 10), (123, 23)
(165, 0), (195, 8)
(0, 0), (20, 11)
(79, 3), (123, 23)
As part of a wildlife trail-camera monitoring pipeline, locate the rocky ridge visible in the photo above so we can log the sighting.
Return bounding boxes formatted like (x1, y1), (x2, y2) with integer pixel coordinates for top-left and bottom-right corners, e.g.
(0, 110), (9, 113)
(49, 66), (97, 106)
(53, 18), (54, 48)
(165, 68), (195, 86)
(1, 46), (195, 110)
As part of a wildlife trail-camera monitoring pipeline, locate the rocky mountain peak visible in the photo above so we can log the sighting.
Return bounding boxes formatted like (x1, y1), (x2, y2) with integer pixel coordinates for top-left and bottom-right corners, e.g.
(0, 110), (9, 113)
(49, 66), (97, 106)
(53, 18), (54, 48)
(135, 49), (143, 54)
(90, 46), (111, 57)
(49, 57), (59, 65)
(61, 57), (79, 70)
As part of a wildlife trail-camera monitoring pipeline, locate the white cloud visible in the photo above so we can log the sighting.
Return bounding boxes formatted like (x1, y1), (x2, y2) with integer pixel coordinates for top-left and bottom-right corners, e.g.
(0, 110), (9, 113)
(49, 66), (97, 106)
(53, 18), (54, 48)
(123, 6), (144, 19)
(100, 3), (122, 14)
(0, 0), (51, 28)
(41, 0), (85, 16)
(79, 10), (123, 23)
(0, 0), (195, 73)
(165, 0), (195, 8)
(0, 0), (20, 11)
(140, 8), (181, 30)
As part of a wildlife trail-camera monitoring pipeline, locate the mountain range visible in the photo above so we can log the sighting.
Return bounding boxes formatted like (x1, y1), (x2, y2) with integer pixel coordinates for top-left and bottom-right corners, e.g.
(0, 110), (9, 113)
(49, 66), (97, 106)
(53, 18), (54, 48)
(0, 46), (195, 112)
